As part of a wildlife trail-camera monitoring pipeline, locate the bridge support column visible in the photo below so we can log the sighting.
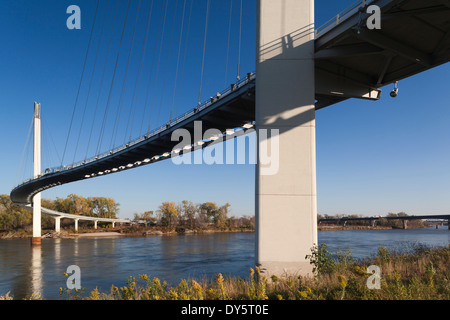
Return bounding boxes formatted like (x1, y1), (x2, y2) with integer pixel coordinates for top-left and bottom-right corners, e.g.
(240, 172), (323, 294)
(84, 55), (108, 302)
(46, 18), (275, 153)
(402, 220), (408, 229)
(112, 222), (115, 228)
(255, 0), (316, 277)
(74, 219), (79, 232)
(370, 219), (377, 227)
(31, 102), (41, 246)
(94, 220), (98, 230)
(54, 216), (61, 233)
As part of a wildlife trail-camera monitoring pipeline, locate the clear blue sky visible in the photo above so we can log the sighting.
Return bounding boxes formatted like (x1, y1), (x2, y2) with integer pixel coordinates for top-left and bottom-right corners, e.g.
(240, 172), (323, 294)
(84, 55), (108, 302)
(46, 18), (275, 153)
(1, 0), (450, 219)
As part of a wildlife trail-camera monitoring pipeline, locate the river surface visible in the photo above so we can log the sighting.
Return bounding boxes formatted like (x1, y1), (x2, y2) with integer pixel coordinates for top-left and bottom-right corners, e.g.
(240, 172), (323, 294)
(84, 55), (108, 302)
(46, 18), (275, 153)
(0, 227), (448, 300)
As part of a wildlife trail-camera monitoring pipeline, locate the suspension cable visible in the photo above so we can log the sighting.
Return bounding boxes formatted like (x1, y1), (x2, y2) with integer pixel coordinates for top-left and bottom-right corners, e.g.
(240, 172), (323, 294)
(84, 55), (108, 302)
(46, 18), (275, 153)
(224, 0), (233, 89)
(155, 0), (179, 129)
(41, 116), (56, 174)
(60, 0), (100, 169)
(237, 0), (243, 81)
(173, 0), (193, 121)
(110, 0), (142, 150)
(15, 115), (34, 186)
(198, 0), (211, 105)
(21, 132), (33, 183)
(95, 0), (132, 156)
(123, 0), (154, 145)
(84, 0), (120, 161)
(43, 117), (62, 165)
(72, 0), (110, 164)
(139, 0), (167, 136)
(169, 0), (187, 122)
(146, 0), (170, 133)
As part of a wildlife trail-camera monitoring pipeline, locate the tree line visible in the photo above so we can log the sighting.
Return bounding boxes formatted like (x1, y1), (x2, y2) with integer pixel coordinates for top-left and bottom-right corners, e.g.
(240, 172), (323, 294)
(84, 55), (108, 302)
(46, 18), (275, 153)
(5, 193), (421, 233)
(133, 201), (255, 231)
(0, 194), (255, 232)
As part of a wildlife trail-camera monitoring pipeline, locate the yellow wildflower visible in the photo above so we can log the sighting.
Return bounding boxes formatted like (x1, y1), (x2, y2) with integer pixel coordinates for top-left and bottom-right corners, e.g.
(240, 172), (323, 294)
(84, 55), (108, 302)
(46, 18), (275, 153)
(338, 275), (347, 289)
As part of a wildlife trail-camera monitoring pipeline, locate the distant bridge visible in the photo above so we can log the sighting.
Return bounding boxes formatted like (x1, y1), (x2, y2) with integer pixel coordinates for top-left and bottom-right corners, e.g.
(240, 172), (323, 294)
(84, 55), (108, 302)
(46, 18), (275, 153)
(20, 204), (130, 232)
(319, 215), (450, 229)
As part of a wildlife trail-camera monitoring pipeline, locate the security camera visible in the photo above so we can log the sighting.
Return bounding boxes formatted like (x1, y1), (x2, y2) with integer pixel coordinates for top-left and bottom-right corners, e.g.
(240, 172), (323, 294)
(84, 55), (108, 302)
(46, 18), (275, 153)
(390, 88), (398, 98)
(390, 81), (398, 98)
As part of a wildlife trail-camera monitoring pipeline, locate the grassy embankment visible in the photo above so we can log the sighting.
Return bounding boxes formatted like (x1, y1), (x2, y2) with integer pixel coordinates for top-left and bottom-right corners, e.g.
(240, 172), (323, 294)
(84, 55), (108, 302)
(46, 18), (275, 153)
(3, 244), (447, 300)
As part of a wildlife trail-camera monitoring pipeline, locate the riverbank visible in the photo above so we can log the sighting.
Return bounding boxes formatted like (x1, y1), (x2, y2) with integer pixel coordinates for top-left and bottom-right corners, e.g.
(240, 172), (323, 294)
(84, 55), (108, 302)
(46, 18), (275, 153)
(75, 232), (125, 238)
(0, 226), (255, 239)
(2, 224), (436, 239)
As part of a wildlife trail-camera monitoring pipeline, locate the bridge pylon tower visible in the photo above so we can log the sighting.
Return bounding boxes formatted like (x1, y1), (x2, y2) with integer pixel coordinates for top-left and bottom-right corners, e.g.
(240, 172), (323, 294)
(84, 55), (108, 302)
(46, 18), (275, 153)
(31, 102), (41, 245)
(255, 0), (317, 276)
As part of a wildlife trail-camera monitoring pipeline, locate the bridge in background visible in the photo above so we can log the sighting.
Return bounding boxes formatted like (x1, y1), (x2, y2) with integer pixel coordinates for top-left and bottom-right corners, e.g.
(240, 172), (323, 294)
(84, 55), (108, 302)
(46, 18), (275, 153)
(10, 0), (450, 275)
(319, 215), (450, 229)
(21, 204), (130, 232)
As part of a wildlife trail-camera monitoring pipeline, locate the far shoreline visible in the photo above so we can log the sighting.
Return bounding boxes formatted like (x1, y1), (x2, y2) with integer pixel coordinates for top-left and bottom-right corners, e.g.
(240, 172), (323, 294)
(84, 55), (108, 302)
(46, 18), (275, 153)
(0, 224), (436, 240)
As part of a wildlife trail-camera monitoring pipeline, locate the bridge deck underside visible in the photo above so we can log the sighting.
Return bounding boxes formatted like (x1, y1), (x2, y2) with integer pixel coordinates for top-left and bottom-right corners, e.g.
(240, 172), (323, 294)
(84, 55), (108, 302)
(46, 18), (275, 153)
(11, 82), (256, 204)
(315, 0), (450, 108)
(11, 0), (450, 205)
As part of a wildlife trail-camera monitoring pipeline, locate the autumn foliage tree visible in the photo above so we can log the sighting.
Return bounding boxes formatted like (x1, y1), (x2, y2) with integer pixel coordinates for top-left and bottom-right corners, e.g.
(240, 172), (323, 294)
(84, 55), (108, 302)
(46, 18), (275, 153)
(0, 194), (31, 230)
(133, 200), (253, 231)
(180, 200), (198, 230)
(157, 201), (179, 229)
(199, 202), (219, 224)
(133, 211), (156, 225)
(216, 203), (230, 229)
(51, 194), (119, 219)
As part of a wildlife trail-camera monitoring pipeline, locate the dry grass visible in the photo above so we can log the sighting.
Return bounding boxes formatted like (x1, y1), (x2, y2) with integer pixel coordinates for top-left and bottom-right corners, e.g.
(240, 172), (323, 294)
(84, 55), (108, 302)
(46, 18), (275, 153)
(0, 292), (13, 300)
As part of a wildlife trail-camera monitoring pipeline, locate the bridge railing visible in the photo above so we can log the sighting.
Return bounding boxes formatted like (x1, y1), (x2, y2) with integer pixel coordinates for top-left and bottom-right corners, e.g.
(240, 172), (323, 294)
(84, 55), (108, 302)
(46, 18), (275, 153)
(13, 72), (256, 188)
(73, 72), (256, 169)
(315, 0), (374, 38)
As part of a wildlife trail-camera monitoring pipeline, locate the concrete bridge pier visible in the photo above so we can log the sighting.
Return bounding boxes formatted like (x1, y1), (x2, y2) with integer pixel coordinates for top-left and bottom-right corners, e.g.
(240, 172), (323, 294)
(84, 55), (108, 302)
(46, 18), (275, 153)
(370, 219), (377, 227)
(94, 220), (98, 230)
(54, 216), (61, 233)
(255, 0), (317, 277)
(402, 220), (408, 230)
(74, 218), (79, 232)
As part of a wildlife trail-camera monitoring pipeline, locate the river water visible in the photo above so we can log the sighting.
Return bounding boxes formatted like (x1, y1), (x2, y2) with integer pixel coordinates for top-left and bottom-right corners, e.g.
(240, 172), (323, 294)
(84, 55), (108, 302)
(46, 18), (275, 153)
(0, 228), (448, 300)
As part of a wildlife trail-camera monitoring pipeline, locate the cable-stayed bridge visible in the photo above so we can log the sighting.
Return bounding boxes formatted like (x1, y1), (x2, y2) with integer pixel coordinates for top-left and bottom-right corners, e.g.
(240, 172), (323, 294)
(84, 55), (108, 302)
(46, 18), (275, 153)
(10, 0), (450, 275)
